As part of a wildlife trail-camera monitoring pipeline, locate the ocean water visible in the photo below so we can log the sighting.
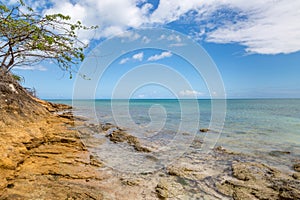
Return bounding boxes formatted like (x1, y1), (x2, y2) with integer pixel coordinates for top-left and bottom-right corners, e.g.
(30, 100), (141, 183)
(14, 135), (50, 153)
(51, 99), (300, 171)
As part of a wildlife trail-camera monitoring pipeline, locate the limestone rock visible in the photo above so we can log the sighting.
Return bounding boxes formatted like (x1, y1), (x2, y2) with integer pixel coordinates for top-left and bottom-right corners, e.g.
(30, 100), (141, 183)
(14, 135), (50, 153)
(155, 178), (184, 199)
(217, 161), (300, 200)
(106, 129), (151, 152)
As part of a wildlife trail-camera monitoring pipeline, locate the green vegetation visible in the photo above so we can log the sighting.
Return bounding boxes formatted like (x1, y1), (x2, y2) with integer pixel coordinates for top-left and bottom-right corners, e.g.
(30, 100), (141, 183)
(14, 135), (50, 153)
(0, 0), (96, 78)
(11, 73), (24, 83)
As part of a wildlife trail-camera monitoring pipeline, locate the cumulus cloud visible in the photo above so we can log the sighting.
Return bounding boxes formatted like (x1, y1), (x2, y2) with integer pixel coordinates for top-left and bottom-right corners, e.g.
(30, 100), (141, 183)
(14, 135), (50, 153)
(151, 0), (300, 54)
(119, 31), (141, 43)
(150, 0), (202, 24)
(119, 58), (130, 64)
(119, 51), (144, 64)
(179, 90), (203, 97)
(42, 0), (149, 41)
(147, 51), (172, 61)
(132, 52), (144, 61)
(27, 0), (300, 55)
(204, 0), (300, 54)
(158, 34), (182, 42)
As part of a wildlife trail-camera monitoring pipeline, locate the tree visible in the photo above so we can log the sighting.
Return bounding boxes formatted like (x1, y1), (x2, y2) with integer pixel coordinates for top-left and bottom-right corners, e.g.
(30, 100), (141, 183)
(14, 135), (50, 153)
(0, 0), (96, 78)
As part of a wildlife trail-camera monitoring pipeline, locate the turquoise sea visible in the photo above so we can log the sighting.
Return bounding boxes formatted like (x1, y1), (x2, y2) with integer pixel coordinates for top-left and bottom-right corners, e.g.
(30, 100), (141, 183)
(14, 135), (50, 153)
(50, 99), (300, 172)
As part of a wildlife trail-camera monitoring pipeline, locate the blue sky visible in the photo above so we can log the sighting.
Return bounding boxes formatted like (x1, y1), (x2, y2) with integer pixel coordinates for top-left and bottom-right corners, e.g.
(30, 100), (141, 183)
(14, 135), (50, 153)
(9, 0), (300, 99)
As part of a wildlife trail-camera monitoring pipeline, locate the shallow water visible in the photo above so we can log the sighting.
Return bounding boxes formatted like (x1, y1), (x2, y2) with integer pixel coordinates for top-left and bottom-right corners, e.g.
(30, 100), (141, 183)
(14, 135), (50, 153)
(50, 99), (300, 172)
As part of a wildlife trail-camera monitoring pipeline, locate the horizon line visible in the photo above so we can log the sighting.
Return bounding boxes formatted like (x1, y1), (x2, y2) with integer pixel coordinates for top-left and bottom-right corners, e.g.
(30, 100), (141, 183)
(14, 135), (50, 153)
(44, 97), (300, 100)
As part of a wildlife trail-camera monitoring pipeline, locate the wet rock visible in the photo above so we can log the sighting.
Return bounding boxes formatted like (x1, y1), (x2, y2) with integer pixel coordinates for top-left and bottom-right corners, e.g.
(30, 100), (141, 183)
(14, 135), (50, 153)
(293, 163), (300, 172)
(58, 112), (71, 119)
(272, 178), (300, 199)
(145, 154), (159, 162)
(155, 179), (184, 199)
(292, 173), (300, 180)
(57, 112), (87, 125)
(217, 161), (300, 200)
(214, 146), (240, 155)
(86, 123), (103, 133)
(107, 129), (129, 143)
(199, 128), (209, 132)
(106, 129), (151, 152)
(232, 161), (279, 181)
(167, 166), (190, 177)
(101, 122), (116, 131)
(190, 138), (203, 149)
(269, 150), (291, 157)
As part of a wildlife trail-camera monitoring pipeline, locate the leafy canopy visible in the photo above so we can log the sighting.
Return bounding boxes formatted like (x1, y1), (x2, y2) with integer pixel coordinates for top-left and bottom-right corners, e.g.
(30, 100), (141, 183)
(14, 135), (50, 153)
(0, 0), (96, 78)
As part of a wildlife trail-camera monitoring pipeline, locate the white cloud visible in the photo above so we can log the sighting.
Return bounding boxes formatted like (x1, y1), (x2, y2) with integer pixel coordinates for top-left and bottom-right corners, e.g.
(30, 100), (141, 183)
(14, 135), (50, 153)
(13, 65), (47, 71)
(150, 0), (300, 54)
(42, 0), (149, 41)
(158, 34), (182, 42)
(141, 3), (153, 15)
(119, 57), (130, 64)
(167, 34), (182, 43)
(179, 90), (203, 97)
(204, 0), (300, 54)
(32, 0), (300, 55)
(147, 51), (172, 61)
(119, 51), (143, 64)
(119, 31), (141, 43)
(142, 36), (151, 44)
(150, 0), (202, 24)
(132, 52), (144, 61)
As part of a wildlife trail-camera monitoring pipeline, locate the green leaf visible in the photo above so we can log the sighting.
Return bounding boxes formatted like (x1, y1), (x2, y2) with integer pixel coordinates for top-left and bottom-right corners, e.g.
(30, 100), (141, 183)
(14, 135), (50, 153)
(0, 0), (97, 75)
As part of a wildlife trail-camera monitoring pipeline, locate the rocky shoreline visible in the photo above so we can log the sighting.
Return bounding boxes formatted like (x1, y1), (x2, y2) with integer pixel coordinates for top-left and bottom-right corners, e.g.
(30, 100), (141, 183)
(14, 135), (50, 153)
(1, 111), (300, 199)
(0, 87), (299, 199)
(70, 120), (300, 199)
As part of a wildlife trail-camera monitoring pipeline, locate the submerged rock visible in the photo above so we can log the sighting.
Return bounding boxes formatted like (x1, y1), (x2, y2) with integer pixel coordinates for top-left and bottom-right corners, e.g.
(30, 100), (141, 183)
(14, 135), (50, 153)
(269, 150), (291, 157)
(101, 122), (116, 131)
(214, 146), (240, 155)
(199, 128), (210, 132)
(294, 163), (300, 172)
(106, 129), (151, 152)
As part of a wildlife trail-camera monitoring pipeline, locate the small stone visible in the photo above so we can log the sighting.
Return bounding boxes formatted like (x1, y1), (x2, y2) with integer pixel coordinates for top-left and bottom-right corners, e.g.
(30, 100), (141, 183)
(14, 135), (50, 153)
(292, 173), (300, 180)
(294, 163), (300, 172)
(199, 128), (209, 132)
